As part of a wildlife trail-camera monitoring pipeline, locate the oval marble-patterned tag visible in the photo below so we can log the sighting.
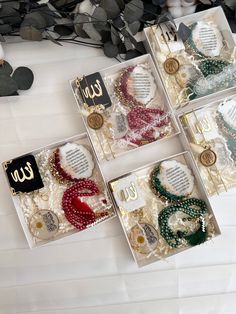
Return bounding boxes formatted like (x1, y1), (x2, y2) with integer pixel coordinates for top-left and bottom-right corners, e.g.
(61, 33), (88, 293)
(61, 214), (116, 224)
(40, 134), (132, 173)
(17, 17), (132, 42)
(218, 98), (236, 129)
(59, 143), (94, 179)
(109, 112), (128, 139)
(29, 210), (59, 240)
(191, 21), (223, 57)
(127, 65), (156, 105)
(159, 160), (194, 197)
(129, 223), (158, 254)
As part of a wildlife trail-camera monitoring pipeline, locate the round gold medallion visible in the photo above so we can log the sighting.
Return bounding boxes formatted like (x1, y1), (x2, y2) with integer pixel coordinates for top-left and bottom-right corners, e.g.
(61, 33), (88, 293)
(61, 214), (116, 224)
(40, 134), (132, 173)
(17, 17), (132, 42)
(199, 149), (217, 167)
(163, 57), (180, 75)
(87, 112), (104, 130)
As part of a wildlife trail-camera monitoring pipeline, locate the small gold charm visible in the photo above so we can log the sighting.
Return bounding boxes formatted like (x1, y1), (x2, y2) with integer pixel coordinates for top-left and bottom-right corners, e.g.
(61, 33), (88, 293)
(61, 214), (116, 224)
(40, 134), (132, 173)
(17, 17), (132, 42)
(163, 57), (180, 75)
(199, 148), (217, 167)
(87, 112), (104, 130)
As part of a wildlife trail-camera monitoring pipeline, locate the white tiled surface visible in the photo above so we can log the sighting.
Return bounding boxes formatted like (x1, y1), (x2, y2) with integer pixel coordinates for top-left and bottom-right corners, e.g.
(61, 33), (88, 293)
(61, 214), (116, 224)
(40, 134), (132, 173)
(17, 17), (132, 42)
(0, 39), (236, 314)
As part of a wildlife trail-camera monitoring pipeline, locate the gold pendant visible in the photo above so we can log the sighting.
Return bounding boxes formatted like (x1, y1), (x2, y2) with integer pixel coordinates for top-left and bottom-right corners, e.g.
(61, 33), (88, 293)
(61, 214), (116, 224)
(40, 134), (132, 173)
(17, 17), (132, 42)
(163, 57), (180, 75)
(87, 112), (104, 130)
(199, 148), (217, 167)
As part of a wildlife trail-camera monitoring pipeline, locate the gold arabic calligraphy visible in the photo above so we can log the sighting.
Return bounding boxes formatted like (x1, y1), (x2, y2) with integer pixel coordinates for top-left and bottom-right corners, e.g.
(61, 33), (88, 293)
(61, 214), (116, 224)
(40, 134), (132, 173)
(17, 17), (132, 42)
(82, 79), (103, 99)
(119, 182), (138, 202)
(11, 162), (34, 183)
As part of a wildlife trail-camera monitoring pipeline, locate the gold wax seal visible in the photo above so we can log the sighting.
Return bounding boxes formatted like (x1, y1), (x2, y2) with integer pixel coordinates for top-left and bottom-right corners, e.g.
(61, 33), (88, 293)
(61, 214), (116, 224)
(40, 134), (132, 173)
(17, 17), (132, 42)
(87, 112), (104, 130)
(199, 149), (217, 167)
(163, 58), (180, 75)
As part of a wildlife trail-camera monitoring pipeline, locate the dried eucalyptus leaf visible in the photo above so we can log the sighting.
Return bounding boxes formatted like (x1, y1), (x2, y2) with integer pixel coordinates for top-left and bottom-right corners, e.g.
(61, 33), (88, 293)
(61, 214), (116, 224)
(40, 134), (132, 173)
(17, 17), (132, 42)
(3, 1), (20, 10)
(124, 37), (133, 51)
(178, 22), (191, 42)
(51, 0), (68, 9)
(103, 41), (118, 57)
(0, 60), (13, 76)
(111, 25), (121, 45)
(0, 74), (18, 96)
(100, 30), (111, 43)
(12, 67), (34, 90)
(79, 0), (93, 14)
(129, 20), (140, 35)
(0, 5), (21, 25)
(34, 7), (56, 27)
(133, 41), (146, 54)
(73, 3), (81, 15)
(54, 24), (73, 36)
(83, 21), (102, 41)
(92, 7), (107, 31)
(20, 26), (43, 41)
(74, 14), (89, 36)
(74, 17), (89, 37)
(0, 24), (12, 35)
(7, 91), (19, 96)
(125, 49), (141, 60)
(112, 16), (125, 29)
(22, 12), (47, 30)
(47, 3), (62, 17)
(118, 42), (126, 54)
(225, 0), (236, 9)
(115, 0), (125, 10)
(124, 0), (143, 24)
(100, 0), (121, 19)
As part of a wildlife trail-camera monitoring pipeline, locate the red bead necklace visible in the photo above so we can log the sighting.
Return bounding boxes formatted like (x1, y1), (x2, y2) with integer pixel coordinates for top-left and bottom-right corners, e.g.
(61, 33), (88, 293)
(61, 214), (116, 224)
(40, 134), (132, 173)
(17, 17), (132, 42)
(125, 106), (171, 145)
(62, 179), (99, 230)
(115, 66), (144, 108)
(53, 148), (82, 182)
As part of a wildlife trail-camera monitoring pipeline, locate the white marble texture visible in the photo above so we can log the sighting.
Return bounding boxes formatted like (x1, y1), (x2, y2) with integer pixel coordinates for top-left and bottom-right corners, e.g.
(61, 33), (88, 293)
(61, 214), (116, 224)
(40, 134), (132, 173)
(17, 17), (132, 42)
(0, 37), (236, 314)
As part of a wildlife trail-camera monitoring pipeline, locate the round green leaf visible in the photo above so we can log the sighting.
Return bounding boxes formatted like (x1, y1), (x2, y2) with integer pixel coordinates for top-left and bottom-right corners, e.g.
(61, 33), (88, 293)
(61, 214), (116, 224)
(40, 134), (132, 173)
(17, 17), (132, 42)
(0, 24), (12, 35)
(0, 74), (18, 96)
(12, 67), (34, 90)
(100, 0), (121, 19)
(22, 12), (47, 30)
(124, 0), (144, 24)
(54, 24), (73, 36)
(0, 60), (13, 76)
(20, 26), (43, 41)
(103, 41), (118, 57)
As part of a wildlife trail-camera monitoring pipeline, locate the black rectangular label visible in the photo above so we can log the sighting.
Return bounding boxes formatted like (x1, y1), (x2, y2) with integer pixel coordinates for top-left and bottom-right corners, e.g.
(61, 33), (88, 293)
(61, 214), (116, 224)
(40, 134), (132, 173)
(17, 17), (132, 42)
(79, 72), (112, 108)
(3, 154), (44, 195)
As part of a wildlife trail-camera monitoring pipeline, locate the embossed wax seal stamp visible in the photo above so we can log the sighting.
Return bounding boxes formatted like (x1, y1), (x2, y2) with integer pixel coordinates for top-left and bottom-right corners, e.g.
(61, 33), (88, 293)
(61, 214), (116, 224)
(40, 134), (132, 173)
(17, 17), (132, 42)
(87, 112), (104, 130)
(199, 148), (217, 167)
(164, 57), (180, 75)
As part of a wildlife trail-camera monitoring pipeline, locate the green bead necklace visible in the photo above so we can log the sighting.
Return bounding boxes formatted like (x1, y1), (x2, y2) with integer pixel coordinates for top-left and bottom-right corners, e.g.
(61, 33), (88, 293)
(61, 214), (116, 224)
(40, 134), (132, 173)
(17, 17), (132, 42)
(158, 198), (207, 249)
(184, 22), (230, 100)
(216, 111), (236, 162)
(150, 166), (187, 203)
